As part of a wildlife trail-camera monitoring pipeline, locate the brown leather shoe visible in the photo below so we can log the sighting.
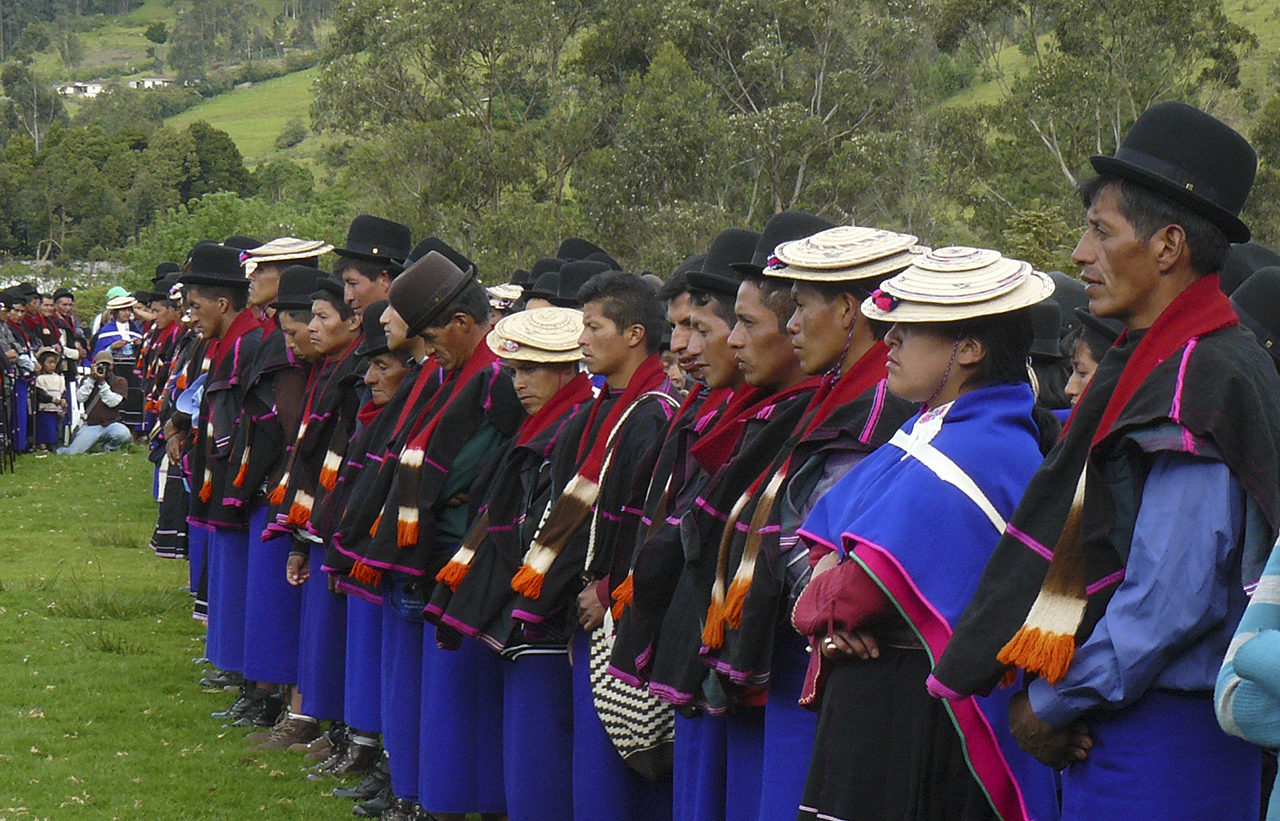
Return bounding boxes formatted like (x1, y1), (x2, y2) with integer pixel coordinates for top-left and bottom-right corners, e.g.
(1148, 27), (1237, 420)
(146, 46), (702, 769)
(250, 714), (322, 751)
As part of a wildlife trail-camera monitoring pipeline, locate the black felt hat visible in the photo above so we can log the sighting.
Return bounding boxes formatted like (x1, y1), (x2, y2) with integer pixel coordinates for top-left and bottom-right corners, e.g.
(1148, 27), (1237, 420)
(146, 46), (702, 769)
(559, 260), (612, 307)
(180, 243), (250, 288)
(530, 257), (565, 278)
(509, 268), (531, 287)
(356, 299), (392, 357)
(334, 215), (413, 271)
(733, 211), (836, 276)
(1028, 299), (1064, 360)
(585, 250), (622, 272)
(524, 271), (561, 304)
(406, 236), (475, 276)
(1090, 101), (1256, 243)
(17, 281), (38, 297)
(556, 237), (608, 262)
(224, 235), (263, 251)
(52, 287), (73, 301)
(273, 265), (330, 311)
(686, 227), (761, 297)
(1072, 307), (1124, 347)
(1047, 272), (1089, 334)
(0, 288), (18, 309)
(310, 276), (346, 304)
(1220, 241), (1280, 296)
(1231, 266), (1280, 366)
(154, 262), (181, 284)
(389, 251), (476, 335)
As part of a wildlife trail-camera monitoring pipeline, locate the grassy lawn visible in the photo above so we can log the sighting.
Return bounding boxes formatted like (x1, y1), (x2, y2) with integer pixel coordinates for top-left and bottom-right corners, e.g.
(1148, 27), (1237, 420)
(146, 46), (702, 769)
(165, 68), (321, 163)
(0, 450), (353, 820)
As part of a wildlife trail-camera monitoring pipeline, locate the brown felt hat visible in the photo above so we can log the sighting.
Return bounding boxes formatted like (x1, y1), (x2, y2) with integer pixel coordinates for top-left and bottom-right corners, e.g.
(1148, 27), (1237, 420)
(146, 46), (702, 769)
(389, 251), (476, 336)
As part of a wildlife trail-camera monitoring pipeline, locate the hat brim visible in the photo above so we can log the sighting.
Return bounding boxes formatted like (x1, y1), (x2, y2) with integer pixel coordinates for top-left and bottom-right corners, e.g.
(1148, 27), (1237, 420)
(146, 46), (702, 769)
(1233, 304), (1280, 366)
(181, 273), (250, 289)
(686, 270), (743, 297)
(405, 271), (478, 336)
(486, 328), (583, 363)
(355, 339), (391, 358)
(1073, 307), (1123, 345)
(1089, 155), (1251, 243)
(334, 248), (406, 272)
(767, 249), (918, 284)
(862, 270), (1055, 323)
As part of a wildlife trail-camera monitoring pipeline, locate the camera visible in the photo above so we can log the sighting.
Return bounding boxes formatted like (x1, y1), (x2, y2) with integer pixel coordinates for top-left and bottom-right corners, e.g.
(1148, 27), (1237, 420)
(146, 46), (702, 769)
(95, 362), (109, 376)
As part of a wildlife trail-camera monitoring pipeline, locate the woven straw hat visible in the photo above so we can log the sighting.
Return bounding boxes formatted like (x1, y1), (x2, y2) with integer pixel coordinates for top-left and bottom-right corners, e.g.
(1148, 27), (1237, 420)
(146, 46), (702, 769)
(766, 225), (922, 283)
(861, 246), (1055, 323)
(486, 306), (584, 363)
(487, 283), (524, 310)
(106, 295), (137, 310)
(241, 237), (334, 274)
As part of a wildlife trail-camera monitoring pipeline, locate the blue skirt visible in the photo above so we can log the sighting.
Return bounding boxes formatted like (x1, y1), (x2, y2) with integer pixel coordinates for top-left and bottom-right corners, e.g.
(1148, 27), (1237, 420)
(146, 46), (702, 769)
(189, 525), (209, 618)
(674, 712), (727, 821)
(381, 602), (423, 802)
(571, 631), (673, 821)
(419, 635), (506, 815)
(757, 629), (818, 820)
(503, 653), (574, 821)
(13, 381), (28, 451)
(1061, 690), (1260, 821)
(344, 594), (383, 734)
(206, 529), (249, 673)
(36, 410), (59, 445)
(725, 707), (765, 821)
(297, 543), (347, 721)
(242, 507), (302, 684)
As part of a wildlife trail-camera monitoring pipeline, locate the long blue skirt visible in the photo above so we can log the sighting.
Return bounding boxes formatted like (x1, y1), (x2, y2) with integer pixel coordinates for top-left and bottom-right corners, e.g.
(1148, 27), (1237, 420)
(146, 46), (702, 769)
(419, 636), (506, 814)
(1061, 690), (1260, 821)
(503, 653), (574, 821)
(297, 543), (346, 721)
(35, 410), (59, 445)
(13, 381), (28, 452)
(381, 603), (423, 802)
(571, 631), (673, 821)
(188, 524), (209, 619)
(725, 707), (765, 820)
(242, 506), (302, 684)
(757, 630), (818, 820)
(344, 594), (383, 734)
(206, 529), (249, 673)
(673, 712), (727, 821)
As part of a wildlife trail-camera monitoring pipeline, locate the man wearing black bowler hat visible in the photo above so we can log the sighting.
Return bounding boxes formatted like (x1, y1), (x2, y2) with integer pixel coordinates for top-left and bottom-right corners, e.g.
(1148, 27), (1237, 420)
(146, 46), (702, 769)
(931, 102), (1280, 820)
(334, 215), (413, 319)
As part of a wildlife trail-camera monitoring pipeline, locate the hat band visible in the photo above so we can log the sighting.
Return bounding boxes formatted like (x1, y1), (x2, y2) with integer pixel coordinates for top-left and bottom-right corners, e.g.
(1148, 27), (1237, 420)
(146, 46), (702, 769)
(1112, 147), (1221, 203)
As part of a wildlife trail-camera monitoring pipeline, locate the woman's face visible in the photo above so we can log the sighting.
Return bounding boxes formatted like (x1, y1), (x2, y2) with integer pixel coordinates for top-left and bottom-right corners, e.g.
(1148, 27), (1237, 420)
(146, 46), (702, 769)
(884, 323), (967, 405)
(1065, 337), (1100, 407)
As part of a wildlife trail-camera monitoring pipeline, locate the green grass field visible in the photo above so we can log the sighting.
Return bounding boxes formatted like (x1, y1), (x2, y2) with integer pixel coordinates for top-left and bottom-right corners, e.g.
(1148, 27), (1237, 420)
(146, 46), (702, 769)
(165, 68), (321, 163)
(0, 450), (362, 820)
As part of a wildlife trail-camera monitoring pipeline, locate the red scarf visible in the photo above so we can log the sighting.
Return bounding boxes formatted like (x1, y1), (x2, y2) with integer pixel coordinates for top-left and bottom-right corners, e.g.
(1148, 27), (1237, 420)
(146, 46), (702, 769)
(516, 371), (595, 448)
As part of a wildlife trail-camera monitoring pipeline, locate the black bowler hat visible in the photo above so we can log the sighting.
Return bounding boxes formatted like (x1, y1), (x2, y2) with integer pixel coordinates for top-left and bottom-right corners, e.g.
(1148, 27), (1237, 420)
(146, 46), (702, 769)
(1028, 299), (1063, 360)
(224, 235), (262, 251)
(334, 215), (413, 272)
(557, 237), (608, 262)
(524, 271), (560, 304)
(1047, 272), (1088, 334)
(273, 265), (330, 310)
(1090, 101), (1256, 243)
(181, 243), (250, 288)
(1220, 241), (1280, 296)
(1072, 307), (1124, 347)
(406, 236), (475, 275)
(310, 276), (346, 304)
(1231, 266), (1280, 367)
(17, 281), (38, 297)
(389, 251), (476, 335)
(585, 250), (622, 271)
(52, 287), (73, 301)
(733, 211), (836, 276)
(508, 268), (531, 287)
(356, 299), (393, 357)
(530, 257), (564, 278)
(672, 253), (705, 279)
(687, 227), (761, 297)
(560, 260), (612, 307)
(0, 288), (16, 309)
(154, 262), (181, 284)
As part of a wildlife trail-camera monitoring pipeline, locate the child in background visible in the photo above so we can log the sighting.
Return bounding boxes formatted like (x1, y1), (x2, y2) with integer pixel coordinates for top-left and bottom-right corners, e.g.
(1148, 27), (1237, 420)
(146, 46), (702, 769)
(33, 348), (66, 451)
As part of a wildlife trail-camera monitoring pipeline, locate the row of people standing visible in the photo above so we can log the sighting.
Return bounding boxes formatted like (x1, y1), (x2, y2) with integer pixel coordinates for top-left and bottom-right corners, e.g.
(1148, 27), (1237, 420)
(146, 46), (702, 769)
(137, 99), (1280, 821)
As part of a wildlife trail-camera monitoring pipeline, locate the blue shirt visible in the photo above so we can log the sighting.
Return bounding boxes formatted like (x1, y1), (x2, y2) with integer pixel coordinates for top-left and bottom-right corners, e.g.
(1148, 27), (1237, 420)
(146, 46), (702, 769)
(1030, 452), (1248, 726)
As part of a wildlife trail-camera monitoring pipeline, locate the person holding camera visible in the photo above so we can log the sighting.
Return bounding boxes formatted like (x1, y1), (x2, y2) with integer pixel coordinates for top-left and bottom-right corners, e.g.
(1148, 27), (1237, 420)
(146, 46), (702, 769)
(58, 350), (131, 455)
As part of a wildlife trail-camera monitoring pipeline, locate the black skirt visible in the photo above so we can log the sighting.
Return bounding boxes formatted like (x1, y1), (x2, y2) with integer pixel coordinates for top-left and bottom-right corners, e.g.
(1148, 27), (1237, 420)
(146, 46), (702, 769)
(798, 645), (998, 821)
(149, 458), (189, 560)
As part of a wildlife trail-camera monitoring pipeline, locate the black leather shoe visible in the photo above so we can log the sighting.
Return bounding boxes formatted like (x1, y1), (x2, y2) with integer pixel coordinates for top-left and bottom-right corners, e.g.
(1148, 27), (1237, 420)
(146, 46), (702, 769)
(233, 691), (285, 728)
(199, 669), (244, 689)
(211, 695), (251, 721)
(334, 751), (389, 799)
(351, 785), (394, 818)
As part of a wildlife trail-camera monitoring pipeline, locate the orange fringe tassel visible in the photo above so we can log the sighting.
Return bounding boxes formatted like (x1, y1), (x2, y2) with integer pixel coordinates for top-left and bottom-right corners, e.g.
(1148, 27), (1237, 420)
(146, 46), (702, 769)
(510, 565), (545, 599)
(997, 626), (1075, 685)
(350, 560), (383, 587)
(702, 600), (726, 648)
(397, 517), (418, 548)
(999, 667), (1019, 689)
(286, 500), (311, 528)
(610, 573), (635, 621)
(436, 560), (470, 592)
(198, 479), (212, 503)
(319, 465), (339, 492)
(231, 460), (248, 488)
(369, 513), (382, 538)
(722, 577), (750, 629)
(268, 483), (286, 506)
